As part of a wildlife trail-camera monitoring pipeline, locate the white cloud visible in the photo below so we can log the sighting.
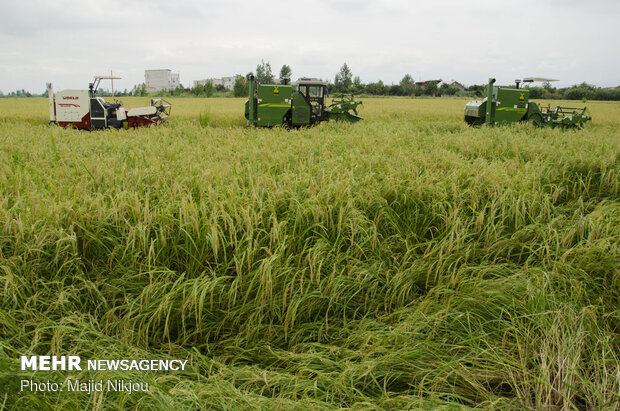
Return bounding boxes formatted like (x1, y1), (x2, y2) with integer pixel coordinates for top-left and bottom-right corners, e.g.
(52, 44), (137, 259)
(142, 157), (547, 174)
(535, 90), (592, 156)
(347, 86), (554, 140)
(1, 0), (618, 93)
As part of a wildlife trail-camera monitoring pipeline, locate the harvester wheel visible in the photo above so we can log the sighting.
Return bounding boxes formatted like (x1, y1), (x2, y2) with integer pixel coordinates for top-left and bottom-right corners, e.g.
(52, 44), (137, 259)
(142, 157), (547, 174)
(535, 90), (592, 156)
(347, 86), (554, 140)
(528, 114), (543, 127)
(283, 112), (292, 128)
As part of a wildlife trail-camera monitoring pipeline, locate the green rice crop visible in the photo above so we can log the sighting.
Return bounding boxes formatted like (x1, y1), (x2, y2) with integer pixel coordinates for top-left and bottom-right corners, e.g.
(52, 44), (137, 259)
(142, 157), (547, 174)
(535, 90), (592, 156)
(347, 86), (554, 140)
(0, 97), (618, 410)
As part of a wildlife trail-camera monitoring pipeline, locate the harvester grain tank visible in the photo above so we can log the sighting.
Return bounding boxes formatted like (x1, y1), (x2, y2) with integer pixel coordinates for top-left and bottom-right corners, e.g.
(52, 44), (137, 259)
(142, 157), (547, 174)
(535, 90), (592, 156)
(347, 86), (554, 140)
(464, 78), (591, 129)
(245, 75), (362, 127)
(48, 76), (171, 130)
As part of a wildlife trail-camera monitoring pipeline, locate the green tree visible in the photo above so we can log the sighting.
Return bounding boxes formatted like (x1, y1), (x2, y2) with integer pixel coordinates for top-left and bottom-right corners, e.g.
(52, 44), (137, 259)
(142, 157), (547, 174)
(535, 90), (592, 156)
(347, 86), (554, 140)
(563, 82), (596, 100)
(256, 60), (274, 85)
(334, 63), (353, 92)
(400, 74), (415, 94)
(279, 64), (292, 80)
(192, 80), (214, 97)
(439, 83), (458, 96)
(389, 85), (405, 96)
(365, 80), (386, 95)
(543, 81), (555, 93)
(133, 83), (148, 97)
(171, 85), (185, 97)
(424, 80), (438, 96)
(527, 86), (545, 99)
(467, 84), (486, 97)
(202, 82), (210, 97)
(352, 76), (364, 94)
(233, 74), (249, 97)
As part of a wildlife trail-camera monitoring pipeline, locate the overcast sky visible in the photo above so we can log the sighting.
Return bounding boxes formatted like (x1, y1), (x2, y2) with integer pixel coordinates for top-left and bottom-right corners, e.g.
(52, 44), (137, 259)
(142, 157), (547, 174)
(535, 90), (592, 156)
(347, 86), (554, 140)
(1, 0), (618, 93)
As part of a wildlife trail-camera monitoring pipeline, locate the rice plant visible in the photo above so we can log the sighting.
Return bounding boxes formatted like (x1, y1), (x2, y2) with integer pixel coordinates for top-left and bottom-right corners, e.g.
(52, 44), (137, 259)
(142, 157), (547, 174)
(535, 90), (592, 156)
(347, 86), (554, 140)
(0, 97), (618, 410)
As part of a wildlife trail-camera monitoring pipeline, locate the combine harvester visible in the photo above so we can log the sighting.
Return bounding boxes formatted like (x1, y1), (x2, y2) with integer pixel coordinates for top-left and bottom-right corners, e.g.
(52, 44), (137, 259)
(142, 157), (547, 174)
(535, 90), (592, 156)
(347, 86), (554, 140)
(464, 78), (591, 129)
(245, 75), (362, 127)
(48, 75), (171, 130)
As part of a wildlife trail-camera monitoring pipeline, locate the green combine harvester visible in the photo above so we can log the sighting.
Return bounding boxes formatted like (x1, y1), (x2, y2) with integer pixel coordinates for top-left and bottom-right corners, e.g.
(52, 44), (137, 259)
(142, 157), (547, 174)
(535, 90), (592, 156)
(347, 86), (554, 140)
(245, 75), (362, 127)
(464, 78), (591, 129)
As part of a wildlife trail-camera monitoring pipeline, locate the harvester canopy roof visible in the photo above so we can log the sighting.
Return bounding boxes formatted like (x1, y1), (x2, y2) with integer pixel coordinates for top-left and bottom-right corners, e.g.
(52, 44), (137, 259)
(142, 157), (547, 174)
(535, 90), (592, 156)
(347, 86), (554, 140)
(294, 77), (328, 86)
(522, 77), (559, 82)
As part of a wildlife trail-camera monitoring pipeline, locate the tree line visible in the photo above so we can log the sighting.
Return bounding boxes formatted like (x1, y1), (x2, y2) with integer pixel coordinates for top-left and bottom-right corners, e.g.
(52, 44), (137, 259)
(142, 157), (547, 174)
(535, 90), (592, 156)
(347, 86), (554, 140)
(329, 63), (620, 100)
(3, 62), (619, 100)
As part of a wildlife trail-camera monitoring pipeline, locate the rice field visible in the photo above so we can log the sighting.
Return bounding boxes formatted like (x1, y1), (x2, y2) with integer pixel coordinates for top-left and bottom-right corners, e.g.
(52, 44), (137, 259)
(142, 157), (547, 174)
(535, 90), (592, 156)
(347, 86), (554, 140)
(0, 96), (619, 410)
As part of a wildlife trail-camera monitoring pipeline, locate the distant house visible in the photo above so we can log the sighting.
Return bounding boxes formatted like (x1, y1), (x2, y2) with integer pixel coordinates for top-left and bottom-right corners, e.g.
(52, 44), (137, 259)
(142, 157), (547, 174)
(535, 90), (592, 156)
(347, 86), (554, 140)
(415, 79), (465, 91)
(145, 69), (180, 92)
(194, 76), (235, 90)
(437, 79), (466, 91)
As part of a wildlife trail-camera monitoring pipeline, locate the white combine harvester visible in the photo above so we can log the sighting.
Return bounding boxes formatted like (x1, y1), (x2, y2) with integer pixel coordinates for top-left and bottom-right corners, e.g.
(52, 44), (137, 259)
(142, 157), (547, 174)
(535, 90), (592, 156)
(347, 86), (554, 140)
(48, 75), (171, 130)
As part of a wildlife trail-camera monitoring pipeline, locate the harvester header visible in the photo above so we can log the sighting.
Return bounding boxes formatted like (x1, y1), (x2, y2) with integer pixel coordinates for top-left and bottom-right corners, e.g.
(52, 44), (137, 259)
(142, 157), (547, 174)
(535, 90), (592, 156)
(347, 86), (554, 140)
(48, 76), (171, 130)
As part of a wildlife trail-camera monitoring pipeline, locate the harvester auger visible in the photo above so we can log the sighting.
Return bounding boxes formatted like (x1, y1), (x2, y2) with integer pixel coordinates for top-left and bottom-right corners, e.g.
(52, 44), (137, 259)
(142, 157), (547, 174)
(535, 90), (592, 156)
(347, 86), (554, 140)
(245, 75), (362, 127)
(464, 77), (591, 129)
(48, 75), (171, 130)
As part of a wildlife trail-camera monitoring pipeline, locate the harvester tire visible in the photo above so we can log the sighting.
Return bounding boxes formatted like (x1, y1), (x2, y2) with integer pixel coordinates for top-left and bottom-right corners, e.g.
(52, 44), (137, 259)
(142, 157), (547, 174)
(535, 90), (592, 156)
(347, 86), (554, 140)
(528, 114), (543, 128)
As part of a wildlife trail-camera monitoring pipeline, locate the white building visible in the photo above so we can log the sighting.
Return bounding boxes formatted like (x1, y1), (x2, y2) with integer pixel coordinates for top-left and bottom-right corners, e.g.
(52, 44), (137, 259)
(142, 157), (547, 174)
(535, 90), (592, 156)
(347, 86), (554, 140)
(221, 77), (235, 90)
(145, 69), (180, 92)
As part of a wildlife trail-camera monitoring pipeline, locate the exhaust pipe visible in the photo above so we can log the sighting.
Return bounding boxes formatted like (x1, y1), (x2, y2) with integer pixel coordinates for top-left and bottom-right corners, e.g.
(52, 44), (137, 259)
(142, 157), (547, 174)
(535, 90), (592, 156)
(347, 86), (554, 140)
(485, 78), (496, 125)
(47, 82), (56, 124)
(247, 74), (256, 126)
